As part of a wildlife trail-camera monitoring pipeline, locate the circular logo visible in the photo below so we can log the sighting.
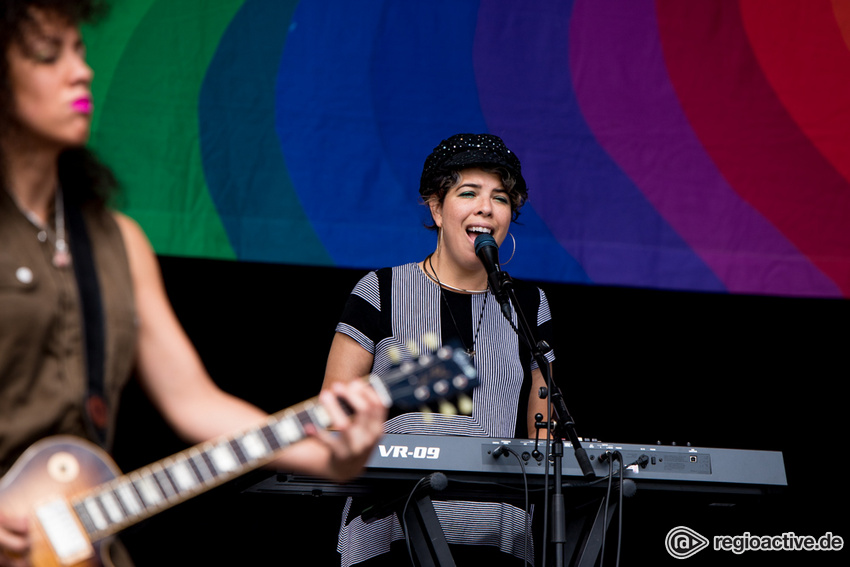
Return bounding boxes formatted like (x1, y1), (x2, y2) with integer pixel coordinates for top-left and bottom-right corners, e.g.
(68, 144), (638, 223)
(665, 526), (710, 559)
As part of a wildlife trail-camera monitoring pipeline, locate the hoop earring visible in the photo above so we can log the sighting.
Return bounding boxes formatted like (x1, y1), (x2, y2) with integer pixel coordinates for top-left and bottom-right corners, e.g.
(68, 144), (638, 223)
(501, 232), (516, 265)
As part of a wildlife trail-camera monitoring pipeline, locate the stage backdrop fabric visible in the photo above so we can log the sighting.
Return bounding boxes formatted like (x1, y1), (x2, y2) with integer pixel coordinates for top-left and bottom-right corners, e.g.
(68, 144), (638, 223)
(84, 0), (850, 298)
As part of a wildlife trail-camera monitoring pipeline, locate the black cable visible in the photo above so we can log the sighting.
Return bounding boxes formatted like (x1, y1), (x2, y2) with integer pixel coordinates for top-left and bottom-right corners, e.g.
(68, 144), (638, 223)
(433, 464), (638, 567)
(493, 445), (533, 566)
(540, 374), (553, 567)
(616, 456), (624, 567)
(401, 476), (430, 566)
(600, 452), (615, 567)
(598, 451), (629, 567)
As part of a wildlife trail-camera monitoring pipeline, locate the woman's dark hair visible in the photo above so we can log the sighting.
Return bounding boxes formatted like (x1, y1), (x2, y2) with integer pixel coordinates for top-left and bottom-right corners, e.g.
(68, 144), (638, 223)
(1, 0), (117, 206)
(418, 133), (528, 230)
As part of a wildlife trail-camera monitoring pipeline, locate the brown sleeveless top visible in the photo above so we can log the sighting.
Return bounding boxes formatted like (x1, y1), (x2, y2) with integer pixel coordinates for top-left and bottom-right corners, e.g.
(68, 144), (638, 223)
(0, 189), (138, 475)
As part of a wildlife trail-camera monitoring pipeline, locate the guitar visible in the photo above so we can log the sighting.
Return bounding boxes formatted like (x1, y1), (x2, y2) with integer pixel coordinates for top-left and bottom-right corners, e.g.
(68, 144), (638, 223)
(0, 343), (476, 567)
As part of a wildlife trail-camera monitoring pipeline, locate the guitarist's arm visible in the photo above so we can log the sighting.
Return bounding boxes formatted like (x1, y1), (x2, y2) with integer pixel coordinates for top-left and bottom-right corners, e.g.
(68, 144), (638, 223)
(114, 213), (386, 482)
(316, 333), (388, 478)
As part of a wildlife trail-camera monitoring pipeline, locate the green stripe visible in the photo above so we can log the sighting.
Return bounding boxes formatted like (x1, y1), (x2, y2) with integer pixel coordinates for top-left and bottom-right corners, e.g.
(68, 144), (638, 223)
(84, 0), (247, 259)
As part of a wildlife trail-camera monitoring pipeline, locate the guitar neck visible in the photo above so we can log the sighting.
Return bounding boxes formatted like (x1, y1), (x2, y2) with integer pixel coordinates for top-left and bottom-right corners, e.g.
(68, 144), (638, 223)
(66, 344), (469, 542)
(72, 395), (338, 540)
(17, 342), (475, 566)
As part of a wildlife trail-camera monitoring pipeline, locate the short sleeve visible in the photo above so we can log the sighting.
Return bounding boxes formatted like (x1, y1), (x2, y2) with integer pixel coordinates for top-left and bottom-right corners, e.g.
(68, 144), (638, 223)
(530, 287), (556, 370)
(335, 271), (383, 353)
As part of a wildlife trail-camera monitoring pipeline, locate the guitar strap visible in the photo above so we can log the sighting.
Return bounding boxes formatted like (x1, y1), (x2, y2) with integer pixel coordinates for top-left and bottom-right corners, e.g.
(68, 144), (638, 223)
(65, 199), (109, 448)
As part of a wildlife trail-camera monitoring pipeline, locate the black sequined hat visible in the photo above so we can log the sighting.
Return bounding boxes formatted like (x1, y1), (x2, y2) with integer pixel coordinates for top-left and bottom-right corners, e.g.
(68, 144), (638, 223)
(419, 133), (527, 198)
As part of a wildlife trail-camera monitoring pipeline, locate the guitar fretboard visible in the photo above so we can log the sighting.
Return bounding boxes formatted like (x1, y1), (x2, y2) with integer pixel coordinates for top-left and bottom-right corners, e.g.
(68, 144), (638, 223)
(71, 399), (331, 539)
(59, 343), (473, 542)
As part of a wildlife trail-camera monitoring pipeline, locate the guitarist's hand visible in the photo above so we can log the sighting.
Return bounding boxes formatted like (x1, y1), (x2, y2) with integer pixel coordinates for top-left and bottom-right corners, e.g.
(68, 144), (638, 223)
(0, 513), (29, 567)
(314, 380), (387, 482)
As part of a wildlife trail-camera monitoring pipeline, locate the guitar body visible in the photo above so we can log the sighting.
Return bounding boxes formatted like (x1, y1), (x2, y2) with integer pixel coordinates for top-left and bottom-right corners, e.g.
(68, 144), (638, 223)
(0, 436), (119, 567)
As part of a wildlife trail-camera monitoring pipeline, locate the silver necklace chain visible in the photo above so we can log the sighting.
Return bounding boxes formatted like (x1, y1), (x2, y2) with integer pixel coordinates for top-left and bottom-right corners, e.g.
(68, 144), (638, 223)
(8, 186), (71, 268)
(426, 253), (488, 358)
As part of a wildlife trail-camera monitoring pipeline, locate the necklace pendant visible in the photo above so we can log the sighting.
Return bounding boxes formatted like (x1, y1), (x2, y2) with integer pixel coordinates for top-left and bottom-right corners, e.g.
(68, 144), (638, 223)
(53, 246), (71, 269)
(466, 349), (475, 358)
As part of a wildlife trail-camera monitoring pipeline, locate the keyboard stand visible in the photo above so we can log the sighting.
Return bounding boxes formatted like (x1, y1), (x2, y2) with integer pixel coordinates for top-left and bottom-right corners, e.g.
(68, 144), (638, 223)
(402, 494), (456, 567)
(562, 496), (618, 567)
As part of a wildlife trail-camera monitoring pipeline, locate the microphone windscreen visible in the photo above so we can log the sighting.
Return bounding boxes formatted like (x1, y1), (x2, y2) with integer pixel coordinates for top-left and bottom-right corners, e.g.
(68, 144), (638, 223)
(474, 233), (497, 255)
(427, 472), (448, 492)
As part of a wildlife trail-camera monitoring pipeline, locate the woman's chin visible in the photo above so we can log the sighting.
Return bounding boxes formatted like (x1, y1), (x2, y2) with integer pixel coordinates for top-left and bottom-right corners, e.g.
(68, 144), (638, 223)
(52, 135), (91, 153)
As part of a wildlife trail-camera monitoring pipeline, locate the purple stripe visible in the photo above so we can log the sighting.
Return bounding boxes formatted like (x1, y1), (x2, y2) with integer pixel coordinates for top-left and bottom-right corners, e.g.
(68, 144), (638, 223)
(568, 0), (837, 296)
(474, 0), (725, 291)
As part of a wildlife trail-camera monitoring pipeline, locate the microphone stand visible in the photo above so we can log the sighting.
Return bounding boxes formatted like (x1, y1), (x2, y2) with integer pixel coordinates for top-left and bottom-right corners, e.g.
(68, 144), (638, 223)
(493, 270), (595, 567)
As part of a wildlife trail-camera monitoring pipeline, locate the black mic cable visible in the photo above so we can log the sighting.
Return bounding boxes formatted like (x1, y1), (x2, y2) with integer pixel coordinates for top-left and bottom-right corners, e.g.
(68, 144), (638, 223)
(492, 445), (533, 566)
(401, 472), (449, 565)
(598, 451), (627, 567)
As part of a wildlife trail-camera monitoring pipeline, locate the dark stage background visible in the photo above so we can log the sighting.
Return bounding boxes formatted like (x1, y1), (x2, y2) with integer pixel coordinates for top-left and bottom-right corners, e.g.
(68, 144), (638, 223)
(112, 255), (848, 566)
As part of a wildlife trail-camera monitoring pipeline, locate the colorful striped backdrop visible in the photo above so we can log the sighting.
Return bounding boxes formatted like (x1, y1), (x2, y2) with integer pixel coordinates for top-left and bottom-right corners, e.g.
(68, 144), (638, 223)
(84, 0), (850, 298)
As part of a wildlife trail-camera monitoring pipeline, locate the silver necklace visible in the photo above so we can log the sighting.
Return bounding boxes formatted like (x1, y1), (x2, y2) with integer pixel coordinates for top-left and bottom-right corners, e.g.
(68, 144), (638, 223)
(426, 254), (488, 358)
(422, 254), (487, 294)
(11, 187), (71, 269)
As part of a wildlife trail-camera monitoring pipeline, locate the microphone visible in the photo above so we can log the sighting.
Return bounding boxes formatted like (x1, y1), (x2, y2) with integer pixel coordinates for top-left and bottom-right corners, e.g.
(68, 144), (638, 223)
(474, 233), (512, 318)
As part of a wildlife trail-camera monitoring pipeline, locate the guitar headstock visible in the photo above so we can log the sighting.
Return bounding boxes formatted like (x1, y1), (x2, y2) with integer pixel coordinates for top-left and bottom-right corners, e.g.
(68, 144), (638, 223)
(369, 338), (478, 415)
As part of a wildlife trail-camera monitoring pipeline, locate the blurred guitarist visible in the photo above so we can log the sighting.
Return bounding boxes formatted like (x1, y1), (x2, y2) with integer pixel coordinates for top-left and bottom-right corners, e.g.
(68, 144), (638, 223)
(0, 1), (386, 565)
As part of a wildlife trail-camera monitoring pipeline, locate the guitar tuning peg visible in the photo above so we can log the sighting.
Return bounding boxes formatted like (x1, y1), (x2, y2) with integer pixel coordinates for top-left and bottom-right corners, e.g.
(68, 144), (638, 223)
(456, 394), (473, 415)
(405, 340), (420, 357)
(438, 400), (456, 415)
(387, 346), (402, 364)
(422, 332), (439, 352)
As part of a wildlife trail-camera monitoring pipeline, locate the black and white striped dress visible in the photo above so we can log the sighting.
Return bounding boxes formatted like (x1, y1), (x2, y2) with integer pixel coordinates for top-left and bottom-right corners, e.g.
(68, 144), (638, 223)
(335, 263), (555, 566)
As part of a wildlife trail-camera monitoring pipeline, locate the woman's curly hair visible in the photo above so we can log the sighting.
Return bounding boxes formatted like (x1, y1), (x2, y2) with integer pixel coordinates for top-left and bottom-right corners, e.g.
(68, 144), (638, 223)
(1, 0), (117, 206)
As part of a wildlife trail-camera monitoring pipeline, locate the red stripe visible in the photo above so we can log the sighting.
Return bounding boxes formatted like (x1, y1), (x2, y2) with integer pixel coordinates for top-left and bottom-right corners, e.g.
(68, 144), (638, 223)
(657, 0), (850, 296)
(741, 0), (850, 186)
(832, 0), (850, 50)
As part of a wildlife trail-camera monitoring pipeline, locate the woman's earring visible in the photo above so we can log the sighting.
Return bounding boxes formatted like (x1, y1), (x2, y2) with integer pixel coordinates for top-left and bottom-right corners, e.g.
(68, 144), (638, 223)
(501, 232), (516, 265)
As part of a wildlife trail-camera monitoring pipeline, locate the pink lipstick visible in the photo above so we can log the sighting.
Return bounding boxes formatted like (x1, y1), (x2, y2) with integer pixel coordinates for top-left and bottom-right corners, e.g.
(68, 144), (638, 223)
(71, 97), (93, 114)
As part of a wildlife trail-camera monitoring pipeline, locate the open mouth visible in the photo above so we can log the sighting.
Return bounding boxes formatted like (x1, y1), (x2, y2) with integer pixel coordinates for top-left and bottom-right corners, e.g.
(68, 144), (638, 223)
(466, 226), (492, 239)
